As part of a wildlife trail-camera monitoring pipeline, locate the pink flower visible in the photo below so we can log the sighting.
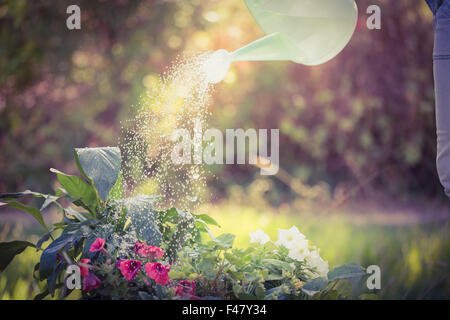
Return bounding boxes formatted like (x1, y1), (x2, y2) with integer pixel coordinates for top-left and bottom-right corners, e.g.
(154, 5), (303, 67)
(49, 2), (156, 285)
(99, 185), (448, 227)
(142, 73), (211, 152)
(136, 243), (164, 260)
(145, 262), (171, 285)
(79, 258), (91, 278)
(134, 240), (145, 253)
(175, 280), (196, 297)
(89, 237), (105, 252)
(82, 273), (101, 291)
(115, 258), (124, 269)
(119, 259), (143, 281)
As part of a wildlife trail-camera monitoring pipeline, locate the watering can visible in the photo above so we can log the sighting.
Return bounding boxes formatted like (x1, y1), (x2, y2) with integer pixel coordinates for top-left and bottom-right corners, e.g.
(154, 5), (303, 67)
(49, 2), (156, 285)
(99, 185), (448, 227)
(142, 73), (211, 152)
(204, 0), (358, 83)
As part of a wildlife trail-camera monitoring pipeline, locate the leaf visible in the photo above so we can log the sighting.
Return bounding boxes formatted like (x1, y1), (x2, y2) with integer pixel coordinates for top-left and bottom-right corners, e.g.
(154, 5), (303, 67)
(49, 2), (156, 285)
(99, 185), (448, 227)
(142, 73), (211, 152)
(48, 262), (65, 297)
(333, 279), (353, 298)
(0, 201), (48, 231)
(40, 194), (63, 211)
(74, 147), (121, 201)
(50, 168), (98, 212)
(195, 221), (215, 239)
(194, 214), (220, 227)
(265, 274), (284, 281)
(123, 217), (131, 231)
(0, 190), (63, 212)
(261, 258), (295, 273)
(36, 232), (52, 250)
(255, 285), (266, 300)
(163, 208), (199, 262)
(360, 293), (380, 300)
(0, 241), (35, 271)
(238, 292), (257, 300)
(34, 287), (50, 300)
(212, 233), (235, 249)
(47, 262), (62, 297)
(64, 206), (89, 222)
(302, 277), (328, 296)
(0, 190), (47, 201)
(138, 291), (153, 300)
(39, 233), (76, 279)
(82, 235), (98, 259)
(33, 263), (41, 281)
(197, 258), (216, 280)
(108, 171), (123, 201)
(327, 263), (366, 282)
(124, 194), (162, 246)
(160, 207), (179, 222)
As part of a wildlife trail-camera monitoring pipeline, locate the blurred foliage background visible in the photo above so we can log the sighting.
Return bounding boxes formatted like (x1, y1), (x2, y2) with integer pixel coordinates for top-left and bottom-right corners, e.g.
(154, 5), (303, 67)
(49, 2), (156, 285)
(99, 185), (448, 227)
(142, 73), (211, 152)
(0, 0), (441, 199)
(0, 0), (449, 299)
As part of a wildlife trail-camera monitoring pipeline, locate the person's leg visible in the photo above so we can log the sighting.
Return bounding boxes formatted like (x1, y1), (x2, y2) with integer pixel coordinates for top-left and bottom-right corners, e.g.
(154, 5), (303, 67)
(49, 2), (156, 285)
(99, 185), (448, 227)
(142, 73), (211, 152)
(433, 1), (450, 197)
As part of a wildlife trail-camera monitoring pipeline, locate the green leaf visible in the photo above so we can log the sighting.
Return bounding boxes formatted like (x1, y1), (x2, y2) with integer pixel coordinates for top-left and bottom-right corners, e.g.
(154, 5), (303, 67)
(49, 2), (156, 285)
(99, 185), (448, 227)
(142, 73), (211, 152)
(0, 241), (36, 271)
(74, 147), (121, 201)
(194, 214), (220, 227)
(0, 190), (62, 212)
(40, 194), (63, 211)
(0, 190), (47, 201)
(197, 258), (216, 280)
(212, 233), (235, 249)
(124, 194), (162, 246)
(163, 208), (199, 262)
(238, 292), (257, 300)
(255, 285), (266, 300)
(360, 293), (380, 300)
(261, 258), (295, 273)
(160, 207), (178, 221)
(64, 206), (90, 222)
(50, 168), (99, 212)
(302, 277), (328, 296)
(327, 263), (366, 282)
(0, 201), (48, 231)
(107, 171), (123, 201)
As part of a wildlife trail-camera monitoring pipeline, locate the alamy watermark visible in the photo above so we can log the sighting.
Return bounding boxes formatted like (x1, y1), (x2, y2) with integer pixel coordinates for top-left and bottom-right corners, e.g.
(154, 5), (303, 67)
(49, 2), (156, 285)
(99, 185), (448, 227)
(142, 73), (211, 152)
(170, 119), (279, 175)
(367, 5), (381, 30)
(66, 5), (81, 30)
(366, 265), (381, 290)
(65, 3), (382, 31)
(66, 264), (81, 290)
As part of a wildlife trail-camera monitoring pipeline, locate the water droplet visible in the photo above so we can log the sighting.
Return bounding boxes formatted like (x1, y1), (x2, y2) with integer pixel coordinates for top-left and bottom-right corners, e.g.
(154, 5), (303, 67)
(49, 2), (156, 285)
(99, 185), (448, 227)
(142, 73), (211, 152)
(187, 195), (198, 202)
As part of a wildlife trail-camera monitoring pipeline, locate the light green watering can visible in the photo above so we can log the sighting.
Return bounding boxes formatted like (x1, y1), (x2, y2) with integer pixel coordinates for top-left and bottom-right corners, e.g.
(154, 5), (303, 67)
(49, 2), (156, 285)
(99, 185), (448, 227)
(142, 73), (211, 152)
(203, 0), (358, 83)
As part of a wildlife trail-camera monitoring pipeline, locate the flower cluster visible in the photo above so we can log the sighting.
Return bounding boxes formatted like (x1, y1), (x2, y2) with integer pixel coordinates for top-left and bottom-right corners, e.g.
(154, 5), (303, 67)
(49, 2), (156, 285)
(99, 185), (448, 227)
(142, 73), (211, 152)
(0, 147), (367, 300)
(77, 237), (196, 298)
(249, 226), (329, 278)
(78, 256), (101, 291)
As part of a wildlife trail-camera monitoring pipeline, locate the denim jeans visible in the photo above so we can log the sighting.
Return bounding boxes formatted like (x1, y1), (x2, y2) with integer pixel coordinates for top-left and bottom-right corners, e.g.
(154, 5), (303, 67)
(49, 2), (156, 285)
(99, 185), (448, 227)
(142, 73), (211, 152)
(427, 0), (450, 197)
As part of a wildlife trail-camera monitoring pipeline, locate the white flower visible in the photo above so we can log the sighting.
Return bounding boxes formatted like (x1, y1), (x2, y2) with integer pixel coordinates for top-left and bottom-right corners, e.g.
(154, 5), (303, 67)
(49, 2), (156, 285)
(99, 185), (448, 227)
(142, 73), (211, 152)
(306, 250), (329, 278)
(249, 229), (270, 245)
(275, 226), (306, 249)
(288, 239), (310, 262)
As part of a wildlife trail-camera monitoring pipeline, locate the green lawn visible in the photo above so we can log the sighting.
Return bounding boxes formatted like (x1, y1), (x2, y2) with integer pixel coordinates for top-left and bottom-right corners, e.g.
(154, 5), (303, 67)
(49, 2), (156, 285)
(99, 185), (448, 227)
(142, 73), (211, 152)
(1, 202), (449, 299)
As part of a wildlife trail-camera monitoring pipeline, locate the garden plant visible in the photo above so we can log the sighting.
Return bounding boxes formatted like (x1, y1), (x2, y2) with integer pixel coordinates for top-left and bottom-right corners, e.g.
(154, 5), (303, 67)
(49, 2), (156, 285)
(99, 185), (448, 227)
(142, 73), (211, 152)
(0, 147), (373, 300)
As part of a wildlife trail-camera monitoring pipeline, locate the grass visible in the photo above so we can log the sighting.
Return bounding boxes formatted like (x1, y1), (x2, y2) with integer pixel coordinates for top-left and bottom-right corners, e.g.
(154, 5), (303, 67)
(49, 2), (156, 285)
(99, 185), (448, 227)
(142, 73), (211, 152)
(1, 201), (449, 299)
(204, 202), (450, 300)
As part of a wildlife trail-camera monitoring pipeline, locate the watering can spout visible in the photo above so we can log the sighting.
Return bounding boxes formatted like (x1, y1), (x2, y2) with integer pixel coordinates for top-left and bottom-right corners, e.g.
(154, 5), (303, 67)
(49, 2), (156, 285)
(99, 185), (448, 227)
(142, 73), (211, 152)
(229, 32), (305, 63)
